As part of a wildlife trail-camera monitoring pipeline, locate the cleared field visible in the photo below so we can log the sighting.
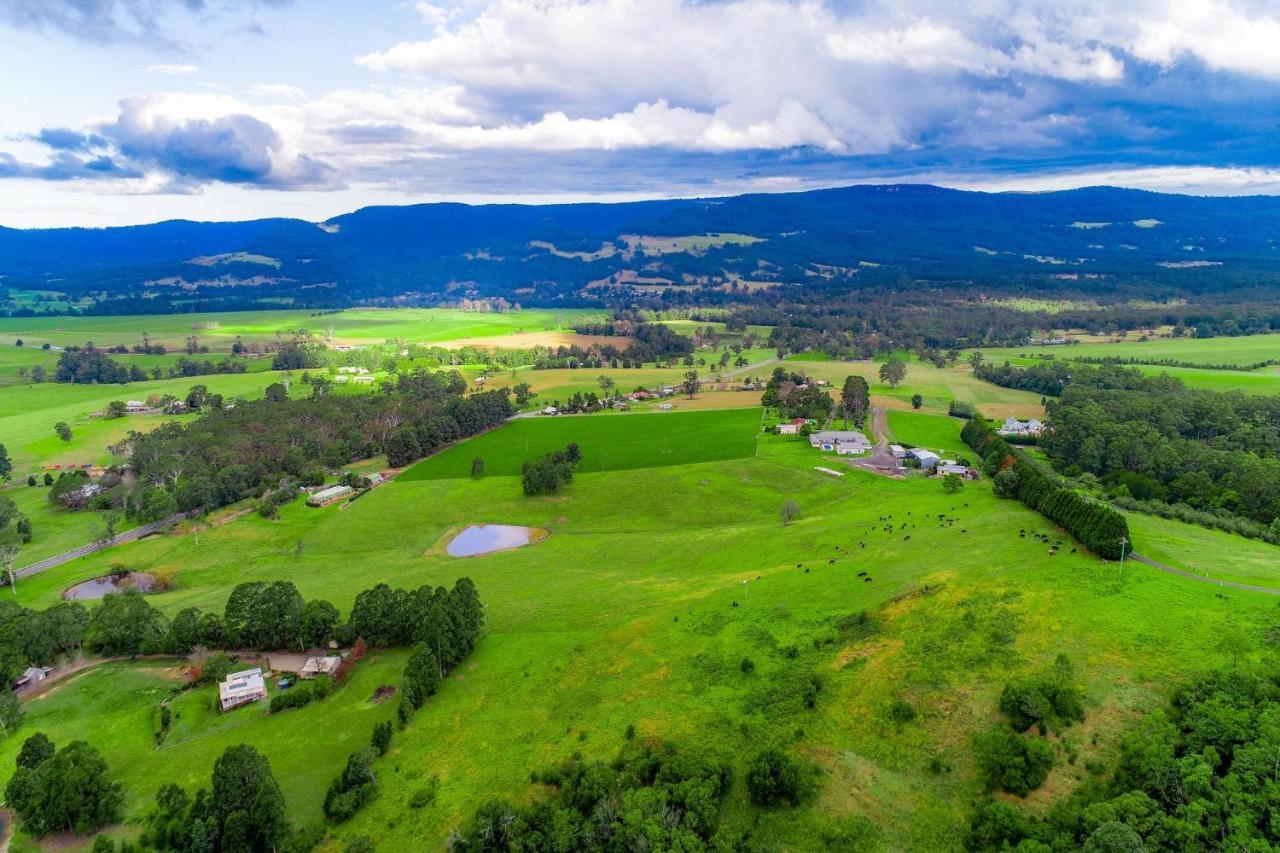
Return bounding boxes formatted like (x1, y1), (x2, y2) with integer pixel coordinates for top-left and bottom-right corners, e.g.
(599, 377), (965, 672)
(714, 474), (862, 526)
(1127, 513), (1280, 589)
(399, 408), (762, 480)
(788, 355), (1045, 419)
(0, 307), (607, 352)
(885, 410), (969, 456)
(981, 333), (1280, 368)
(0, 371), (292, 473)
(5, 434), (1272, 850)
(975, 352), (1280, 395)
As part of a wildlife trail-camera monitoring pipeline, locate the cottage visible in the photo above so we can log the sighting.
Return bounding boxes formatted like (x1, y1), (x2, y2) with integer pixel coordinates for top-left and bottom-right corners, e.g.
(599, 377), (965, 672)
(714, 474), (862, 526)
(336, 366), (369, 375)
(307, 484), (354, 507)
(908, 449), (942, 469)
(14, 666), (52, 688)
(352, 374), (376, 384)
(219, 668), (267, 711)
(998, 417), (1045, 437)
(809, 430), (871, 455)
(299, 655), (342, 679)
(125, 400), (149, 413)
(778, 417), (807, 435)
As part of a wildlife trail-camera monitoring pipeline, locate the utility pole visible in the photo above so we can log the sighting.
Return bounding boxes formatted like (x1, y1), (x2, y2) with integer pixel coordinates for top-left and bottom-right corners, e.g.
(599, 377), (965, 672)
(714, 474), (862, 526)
(1118, 536), (1128, 577)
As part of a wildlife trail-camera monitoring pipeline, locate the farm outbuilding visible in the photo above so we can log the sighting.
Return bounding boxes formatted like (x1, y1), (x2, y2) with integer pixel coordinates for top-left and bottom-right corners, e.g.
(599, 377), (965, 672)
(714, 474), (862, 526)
(300, 655), (342, 679)
(307, 485), (354, 507)
(908, 449), (942, 469)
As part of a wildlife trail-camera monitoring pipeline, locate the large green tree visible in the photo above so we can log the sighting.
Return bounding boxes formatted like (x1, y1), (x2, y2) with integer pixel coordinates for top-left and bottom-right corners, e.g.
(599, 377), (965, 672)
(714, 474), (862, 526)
(208, 745), (289, 852)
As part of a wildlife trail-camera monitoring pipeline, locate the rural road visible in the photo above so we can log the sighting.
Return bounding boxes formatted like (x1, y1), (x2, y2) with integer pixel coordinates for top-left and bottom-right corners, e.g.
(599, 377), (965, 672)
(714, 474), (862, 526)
(14, 511), (191, 579)
(1129, 553), (1280, 596)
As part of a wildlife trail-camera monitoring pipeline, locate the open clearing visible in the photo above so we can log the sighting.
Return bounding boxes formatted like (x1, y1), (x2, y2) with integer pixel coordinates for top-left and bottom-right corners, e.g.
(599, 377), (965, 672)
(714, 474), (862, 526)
(981, 332), (1280, 368)
(400, 408), (762, 480)
(884, 410), (969, 457)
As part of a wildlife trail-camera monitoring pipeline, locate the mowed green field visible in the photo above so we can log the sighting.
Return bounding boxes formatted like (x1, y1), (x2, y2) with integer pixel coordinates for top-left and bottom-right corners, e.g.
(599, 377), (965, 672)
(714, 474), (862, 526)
(981, 332), (1280, 367)
(0, 308), (606, 351)
(885, 410), (969, 456)
(1127, 513), (1280, 589)
(4, 427), (1274, 850)
(400, 408), (762, 480)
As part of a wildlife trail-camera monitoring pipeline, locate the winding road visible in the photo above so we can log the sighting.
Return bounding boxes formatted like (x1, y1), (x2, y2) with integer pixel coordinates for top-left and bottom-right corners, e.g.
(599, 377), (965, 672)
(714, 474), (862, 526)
(1128, 553), (1280, 596)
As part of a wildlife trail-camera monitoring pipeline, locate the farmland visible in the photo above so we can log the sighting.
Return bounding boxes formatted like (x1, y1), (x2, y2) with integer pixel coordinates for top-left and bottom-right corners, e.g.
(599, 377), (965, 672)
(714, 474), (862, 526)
(2, 424), (1273, 850)
(981, 332), (1280, 367)
(400, 408), (761, 480)
(1, 309), (1279, 852)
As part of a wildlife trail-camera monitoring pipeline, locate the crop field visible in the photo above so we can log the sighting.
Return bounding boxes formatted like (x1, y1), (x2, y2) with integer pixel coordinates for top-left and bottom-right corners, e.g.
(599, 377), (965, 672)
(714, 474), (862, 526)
(4, 432), (1274, 850)
(786, 354), (1046, 419)
(980, 332), (1280, 368)
(0, 307), (607, 352)
(399, 408), (762, 480)
(885, 410), (968, 456)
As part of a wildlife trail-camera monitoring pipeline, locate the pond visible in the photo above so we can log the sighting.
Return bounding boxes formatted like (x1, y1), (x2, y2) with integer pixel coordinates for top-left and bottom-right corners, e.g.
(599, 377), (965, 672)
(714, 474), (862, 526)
(63, 572), (156, 601)
(446, 524), (548, 557)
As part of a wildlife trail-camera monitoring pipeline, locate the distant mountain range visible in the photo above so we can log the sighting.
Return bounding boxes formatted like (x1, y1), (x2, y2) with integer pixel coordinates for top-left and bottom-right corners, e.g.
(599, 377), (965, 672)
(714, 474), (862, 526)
(4, 184), (1280, 313)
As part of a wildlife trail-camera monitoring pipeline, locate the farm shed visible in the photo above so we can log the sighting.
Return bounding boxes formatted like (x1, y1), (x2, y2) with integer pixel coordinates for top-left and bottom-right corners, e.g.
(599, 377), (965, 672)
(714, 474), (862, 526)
(307, 485), (354, 507)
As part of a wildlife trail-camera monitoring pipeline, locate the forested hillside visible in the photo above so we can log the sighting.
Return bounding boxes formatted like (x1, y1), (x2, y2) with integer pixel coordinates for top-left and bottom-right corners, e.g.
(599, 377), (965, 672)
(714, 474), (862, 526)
(6, 184), (1280, 314)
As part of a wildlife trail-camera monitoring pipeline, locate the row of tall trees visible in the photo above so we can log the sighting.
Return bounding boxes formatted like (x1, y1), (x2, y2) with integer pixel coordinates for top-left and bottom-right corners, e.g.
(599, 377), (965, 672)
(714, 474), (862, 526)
(962, 416), (1130, 559)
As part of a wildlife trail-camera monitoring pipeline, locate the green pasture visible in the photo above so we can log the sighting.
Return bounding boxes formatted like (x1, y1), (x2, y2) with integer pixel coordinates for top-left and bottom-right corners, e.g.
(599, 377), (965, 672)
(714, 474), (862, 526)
(400, 408), (762, 480)
(2, 483), (140, 569)
(1127, 513), (1280, 589)
(980, 332), (1280, 368)
(885, 411), (969, 457)
(785, 355), (1045, 419)
(975, 351), (1280, 395)
(5, 429), (1274, 849)
(0, 307), (606, 351)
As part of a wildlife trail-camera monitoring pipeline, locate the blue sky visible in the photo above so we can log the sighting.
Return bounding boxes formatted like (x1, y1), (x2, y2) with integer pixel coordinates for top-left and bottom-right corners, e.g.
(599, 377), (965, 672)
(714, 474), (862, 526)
(2, 0), (1280, 227)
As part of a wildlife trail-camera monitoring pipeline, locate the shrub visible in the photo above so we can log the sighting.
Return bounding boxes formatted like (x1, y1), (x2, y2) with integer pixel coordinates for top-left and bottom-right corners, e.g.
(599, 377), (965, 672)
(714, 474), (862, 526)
(974, 727), (1054, 796)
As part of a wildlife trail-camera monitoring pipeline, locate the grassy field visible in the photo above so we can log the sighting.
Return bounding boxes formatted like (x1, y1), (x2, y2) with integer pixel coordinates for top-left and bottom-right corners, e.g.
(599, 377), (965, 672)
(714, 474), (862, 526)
(1127, 513), (1280, 589)
(884, 411), (969, 457)
(0, 371), (294, 474)
(0, 308), (607, 352)
(400, 408), (762, 480)
(786, 355), (1045, 419)
(4, 425), (1274, 850)
(980, 333), (1280, 368)
(975, 351), (1280, 394)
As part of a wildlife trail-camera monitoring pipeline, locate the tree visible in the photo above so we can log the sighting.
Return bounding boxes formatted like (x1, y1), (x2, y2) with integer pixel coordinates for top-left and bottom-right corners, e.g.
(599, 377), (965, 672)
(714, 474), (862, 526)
(878, 358), (907, 389)
(105, 401), (127, 419)
(470, 457), (485, 478)
(371, 720), (393, 756)
(781, 500), (801, 525)
(5, 739), (123, 837)
(0, 691), (23, 738)
(89, 591), (167, 657)
(299, 599), (340, 649)
(54, 422), (72, 443)
(746, 748), (806, 806)
(264, 382), (288, 402)
(839, 376), (870, 424)
(682, 369), (701, 398)
(402, 642), (441, 708)
(597, 375), (616, 401)
(941, 473), (964, 493)
(974, 727), (1053, 796)
(208, 745), (289, 852)
(993, 468), (1020, 498)
(385, 428), (422, 468)
(512, 382), (535, 406)
(911, 394), (923, 409)
(0, 444), (11, 481)
(97, 511), (120, 546)
(16, 733), (53, 768)
(968, 351), (985, 374)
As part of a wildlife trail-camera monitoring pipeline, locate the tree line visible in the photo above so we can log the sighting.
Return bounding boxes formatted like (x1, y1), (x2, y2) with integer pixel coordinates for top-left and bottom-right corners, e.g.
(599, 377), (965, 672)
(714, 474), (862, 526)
(962, 416), (1130, 559)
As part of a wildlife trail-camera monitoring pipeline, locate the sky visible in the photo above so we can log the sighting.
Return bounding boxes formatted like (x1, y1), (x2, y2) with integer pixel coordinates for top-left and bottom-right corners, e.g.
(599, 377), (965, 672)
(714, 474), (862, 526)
(2, 0), (1280, 227)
